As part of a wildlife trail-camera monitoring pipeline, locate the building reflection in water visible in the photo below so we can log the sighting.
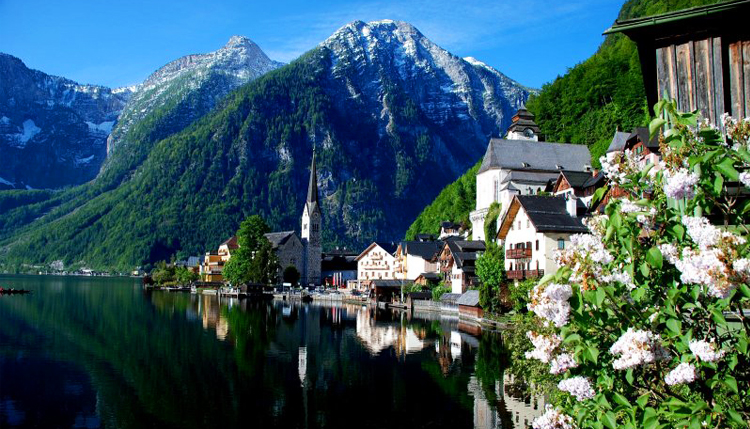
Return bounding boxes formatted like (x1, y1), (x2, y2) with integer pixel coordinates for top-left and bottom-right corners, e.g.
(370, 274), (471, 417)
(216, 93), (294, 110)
(168, 295), (544, 428)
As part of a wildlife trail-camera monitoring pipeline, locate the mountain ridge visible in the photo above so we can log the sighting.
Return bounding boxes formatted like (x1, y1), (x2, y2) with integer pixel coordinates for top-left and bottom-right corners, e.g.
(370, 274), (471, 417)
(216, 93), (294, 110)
(0, 20), (532, 272)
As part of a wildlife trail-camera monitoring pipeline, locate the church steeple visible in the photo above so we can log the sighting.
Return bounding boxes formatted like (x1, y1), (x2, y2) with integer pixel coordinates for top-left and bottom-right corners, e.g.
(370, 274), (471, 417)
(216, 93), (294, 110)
(305, 149), (321, 215)
(301, 150), (322, 286)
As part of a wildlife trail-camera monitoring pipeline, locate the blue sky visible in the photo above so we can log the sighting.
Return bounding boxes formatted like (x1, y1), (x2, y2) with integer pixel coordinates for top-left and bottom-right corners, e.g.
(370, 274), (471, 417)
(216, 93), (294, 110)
(0, 0), (624, 89)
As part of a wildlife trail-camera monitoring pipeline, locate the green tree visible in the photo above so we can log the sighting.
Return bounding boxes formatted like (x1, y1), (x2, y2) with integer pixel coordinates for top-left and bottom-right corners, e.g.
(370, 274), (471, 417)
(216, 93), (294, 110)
(175, 266), (199, 285)
(151, 261), (176, 285)
(223, 215), (279, 285)
(475, 244), (505, 312)
(282, 265), (300, 286)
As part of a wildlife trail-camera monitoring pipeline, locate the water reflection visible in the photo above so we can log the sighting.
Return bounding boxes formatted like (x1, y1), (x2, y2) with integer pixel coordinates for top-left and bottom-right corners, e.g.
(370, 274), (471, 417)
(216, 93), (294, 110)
(0, 275), (543, 429)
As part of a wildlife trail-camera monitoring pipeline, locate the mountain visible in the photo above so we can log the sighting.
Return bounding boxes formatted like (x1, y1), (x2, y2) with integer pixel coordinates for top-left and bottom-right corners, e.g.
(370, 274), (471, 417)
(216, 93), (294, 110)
(0, 20), (532, 272)
(101, 35), (283, 186)
(404, 0), (725, 240)
(0, 53), (132, 190)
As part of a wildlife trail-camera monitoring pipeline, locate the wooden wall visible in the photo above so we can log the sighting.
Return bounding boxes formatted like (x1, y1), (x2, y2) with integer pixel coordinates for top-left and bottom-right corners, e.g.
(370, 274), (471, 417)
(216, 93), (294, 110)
(654, 37), (749, 125)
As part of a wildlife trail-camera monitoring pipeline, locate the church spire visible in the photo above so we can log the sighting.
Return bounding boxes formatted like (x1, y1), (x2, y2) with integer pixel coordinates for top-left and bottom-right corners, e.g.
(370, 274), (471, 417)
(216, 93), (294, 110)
(305, 149), (320, 215)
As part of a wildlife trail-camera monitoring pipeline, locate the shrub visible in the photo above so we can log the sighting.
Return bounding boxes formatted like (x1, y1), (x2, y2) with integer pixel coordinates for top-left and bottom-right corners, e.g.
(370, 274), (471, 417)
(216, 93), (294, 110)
(523, 101), (750, 428)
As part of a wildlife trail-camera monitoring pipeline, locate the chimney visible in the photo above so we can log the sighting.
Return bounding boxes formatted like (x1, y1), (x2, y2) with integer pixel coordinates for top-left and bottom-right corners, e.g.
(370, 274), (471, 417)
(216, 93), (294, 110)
(565, 194), (577, 217)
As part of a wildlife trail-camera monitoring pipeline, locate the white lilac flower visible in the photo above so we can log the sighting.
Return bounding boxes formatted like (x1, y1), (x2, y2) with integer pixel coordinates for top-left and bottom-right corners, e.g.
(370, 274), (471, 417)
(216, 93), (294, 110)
(525, 332), (562, 363)
(648, 311), (659, 323)
(682, 216), (745, 250)
(663, 168), (699, 200)
(675, 248), (734, 298)
(689, 340), (725, 362)
(532, 405), (576, 429)
(609, 328), (668, 370)
(665, 362), (697, 386)
(740, 172), (750, 189)
(570, 234), (614, 265)
(681, 216), (722, 249)
(659, 243), (680, 264)
(619, 199), (641, 213)
(734, 258), (750, 276)
(601, 270), (635, 290)
(558, 376), (595, 401)
(528, 283), (573, 327)
(549, 353), (578, 375)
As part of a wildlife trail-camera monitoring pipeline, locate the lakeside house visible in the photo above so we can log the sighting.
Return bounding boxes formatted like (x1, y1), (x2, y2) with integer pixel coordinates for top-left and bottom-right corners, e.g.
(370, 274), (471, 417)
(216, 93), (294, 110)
(394, 240), (442, 281)
(355, 242), (399, 286)
(438, 239), (486, 294)
(496, 195), (588, 282)
(199, 236), (238, 282)
(470, 107), (592, 240)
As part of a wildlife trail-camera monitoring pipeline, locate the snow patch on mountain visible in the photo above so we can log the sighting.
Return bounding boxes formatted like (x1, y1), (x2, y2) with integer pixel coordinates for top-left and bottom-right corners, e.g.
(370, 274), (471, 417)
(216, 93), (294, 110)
(0, 176), (14, 186)
(86, 121), (115, 134)
(11, 119), (41, 147)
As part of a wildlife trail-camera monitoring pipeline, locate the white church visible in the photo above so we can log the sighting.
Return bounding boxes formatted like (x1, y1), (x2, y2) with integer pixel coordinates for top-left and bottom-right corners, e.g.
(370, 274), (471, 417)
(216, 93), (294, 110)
(469, 107), (592, 241)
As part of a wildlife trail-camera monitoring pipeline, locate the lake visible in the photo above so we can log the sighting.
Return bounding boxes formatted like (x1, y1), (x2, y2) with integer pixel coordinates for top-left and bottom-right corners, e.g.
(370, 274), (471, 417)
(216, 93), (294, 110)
(0, 275), (542, 428)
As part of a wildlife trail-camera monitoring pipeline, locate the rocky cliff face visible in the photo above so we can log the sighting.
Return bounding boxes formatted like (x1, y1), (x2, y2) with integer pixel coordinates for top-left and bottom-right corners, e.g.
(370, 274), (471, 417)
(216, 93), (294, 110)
(0, 53), (132, 189)
(102, 36), (283, 182)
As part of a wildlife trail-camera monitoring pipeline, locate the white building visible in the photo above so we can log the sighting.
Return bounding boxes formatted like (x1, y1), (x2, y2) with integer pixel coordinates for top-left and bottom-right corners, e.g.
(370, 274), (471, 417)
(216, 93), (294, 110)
(469, 108), (592, 241)
(497, 195), (588, 282)
(355, 242), (399, 285)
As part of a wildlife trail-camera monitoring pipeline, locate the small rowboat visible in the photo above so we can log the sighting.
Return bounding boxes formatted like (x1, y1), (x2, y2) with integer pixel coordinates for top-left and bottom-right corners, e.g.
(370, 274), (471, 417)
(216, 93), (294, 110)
(0, 288), (32, 295)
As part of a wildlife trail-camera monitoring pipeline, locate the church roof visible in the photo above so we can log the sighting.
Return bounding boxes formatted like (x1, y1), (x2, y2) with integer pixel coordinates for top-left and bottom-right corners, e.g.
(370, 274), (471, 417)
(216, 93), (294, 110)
(478, 138), (591, 175)
(306, 151), (321, 215)
(263, 231), (297, 248)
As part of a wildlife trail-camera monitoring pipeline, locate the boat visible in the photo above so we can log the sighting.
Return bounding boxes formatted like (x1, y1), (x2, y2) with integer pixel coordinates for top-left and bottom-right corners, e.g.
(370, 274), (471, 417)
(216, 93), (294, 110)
(300, 290), (313, 303)
(0, 288), (32, 295)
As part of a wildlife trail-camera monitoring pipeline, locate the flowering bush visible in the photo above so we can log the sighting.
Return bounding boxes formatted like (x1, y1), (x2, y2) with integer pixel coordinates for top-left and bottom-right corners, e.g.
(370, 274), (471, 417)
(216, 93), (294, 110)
(526, 101), (750, 428)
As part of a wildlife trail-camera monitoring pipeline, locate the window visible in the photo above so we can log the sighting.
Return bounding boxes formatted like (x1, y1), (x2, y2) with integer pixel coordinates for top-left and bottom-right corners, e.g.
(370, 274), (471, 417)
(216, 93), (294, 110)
(509, 243), (514, 249)
(558, 239), (565, 250)
(527, 220), (530, 228)
(518, 221), (522, 229)
(535, 240), (539, 251)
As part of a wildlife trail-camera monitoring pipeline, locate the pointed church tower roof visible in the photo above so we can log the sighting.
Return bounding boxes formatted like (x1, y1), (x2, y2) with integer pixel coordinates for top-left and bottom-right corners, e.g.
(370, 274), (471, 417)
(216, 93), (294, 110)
(306, 150), (321, 215)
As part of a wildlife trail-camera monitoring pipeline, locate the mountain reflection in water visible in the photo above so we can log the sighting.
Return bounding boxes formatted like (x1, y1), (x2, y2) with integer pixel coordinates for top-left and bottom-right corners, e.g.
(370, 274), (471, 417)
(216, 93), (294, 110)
(0, 275), (543, 429)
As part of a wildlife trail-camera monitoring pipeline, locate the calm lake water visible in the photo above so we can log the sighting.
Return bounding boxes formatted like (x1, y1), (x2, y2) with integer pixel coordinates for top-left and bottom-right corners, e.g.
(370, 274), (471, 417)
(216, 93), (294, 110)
(0, 275), (542, 429)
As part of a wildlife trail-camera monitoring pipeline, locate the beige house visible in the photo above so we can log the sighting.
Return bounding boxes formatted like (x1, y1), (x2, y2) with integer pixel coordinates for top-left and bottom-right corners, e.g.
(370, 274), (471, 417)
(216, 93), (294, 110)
(199, 236), (238, 282)
(355, 242), (398, 286)
(497, 195), (588, 282)
(394, 240), (442, 281)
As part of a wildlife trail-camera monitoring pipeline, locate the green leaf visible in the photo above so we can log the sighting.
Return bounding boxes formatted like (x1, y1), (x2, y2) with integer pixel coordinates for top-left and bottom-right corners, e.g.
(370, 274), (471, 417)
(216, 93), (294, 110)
(724, 375), (738, 394)
(563, 333), (581, 344)
(713, 173), (724, 194)
(710, 308), (728, 328)
(643, 407), (658, 429)
(727, 409), (744, 426)
(591, 185), (609, 207)
(596, 288), (606, 307)
(603, 412), (617, 429)
(584, 346), (599, 364)
(716, 157), (739, 181)
(668, 224), (685, 241)
(739, 284), (750, 298)
(666, 318), (682, 335)
(613, 392), (631, 408)
(649, 118), (666, 137)
(646, 247), (663, 270)
(626, 369), (634, 385)
(636, 393), (650, 408)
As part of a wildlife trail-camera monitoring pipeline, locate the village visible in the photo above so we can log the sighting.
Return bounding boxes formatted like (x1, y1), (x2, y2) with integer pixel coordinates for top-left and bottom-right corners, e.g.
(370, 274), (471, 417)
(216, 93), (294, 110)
(139, 0), (750, 333)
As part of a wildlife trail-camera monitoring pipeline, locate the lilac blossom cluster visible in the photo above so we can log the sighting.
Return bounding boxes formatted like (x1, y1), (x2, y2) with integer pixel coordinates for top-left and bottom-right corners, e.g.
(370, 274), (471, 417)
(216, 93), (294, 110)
(660, 216), (747, 298)
(663, 168), (699, 200)
(549, 353), (578, 375)
(558, 376), (595, 401)
(532, 405), (576, 429)
(525, 332), (562, 363)
(689, 340), (725, 362)
(665, 362), (697, 386)
(528, 283), (573, 327)
(609, 328), (669, 370)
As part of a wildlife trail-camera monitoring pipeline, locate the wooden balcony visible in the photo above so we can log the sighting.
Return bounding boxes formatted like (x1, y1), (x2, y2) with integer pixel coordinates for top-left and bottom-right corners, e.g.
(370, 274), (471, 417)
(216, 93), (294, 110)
(506, 248), (532, 259)
(507, 269), (545, 280)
